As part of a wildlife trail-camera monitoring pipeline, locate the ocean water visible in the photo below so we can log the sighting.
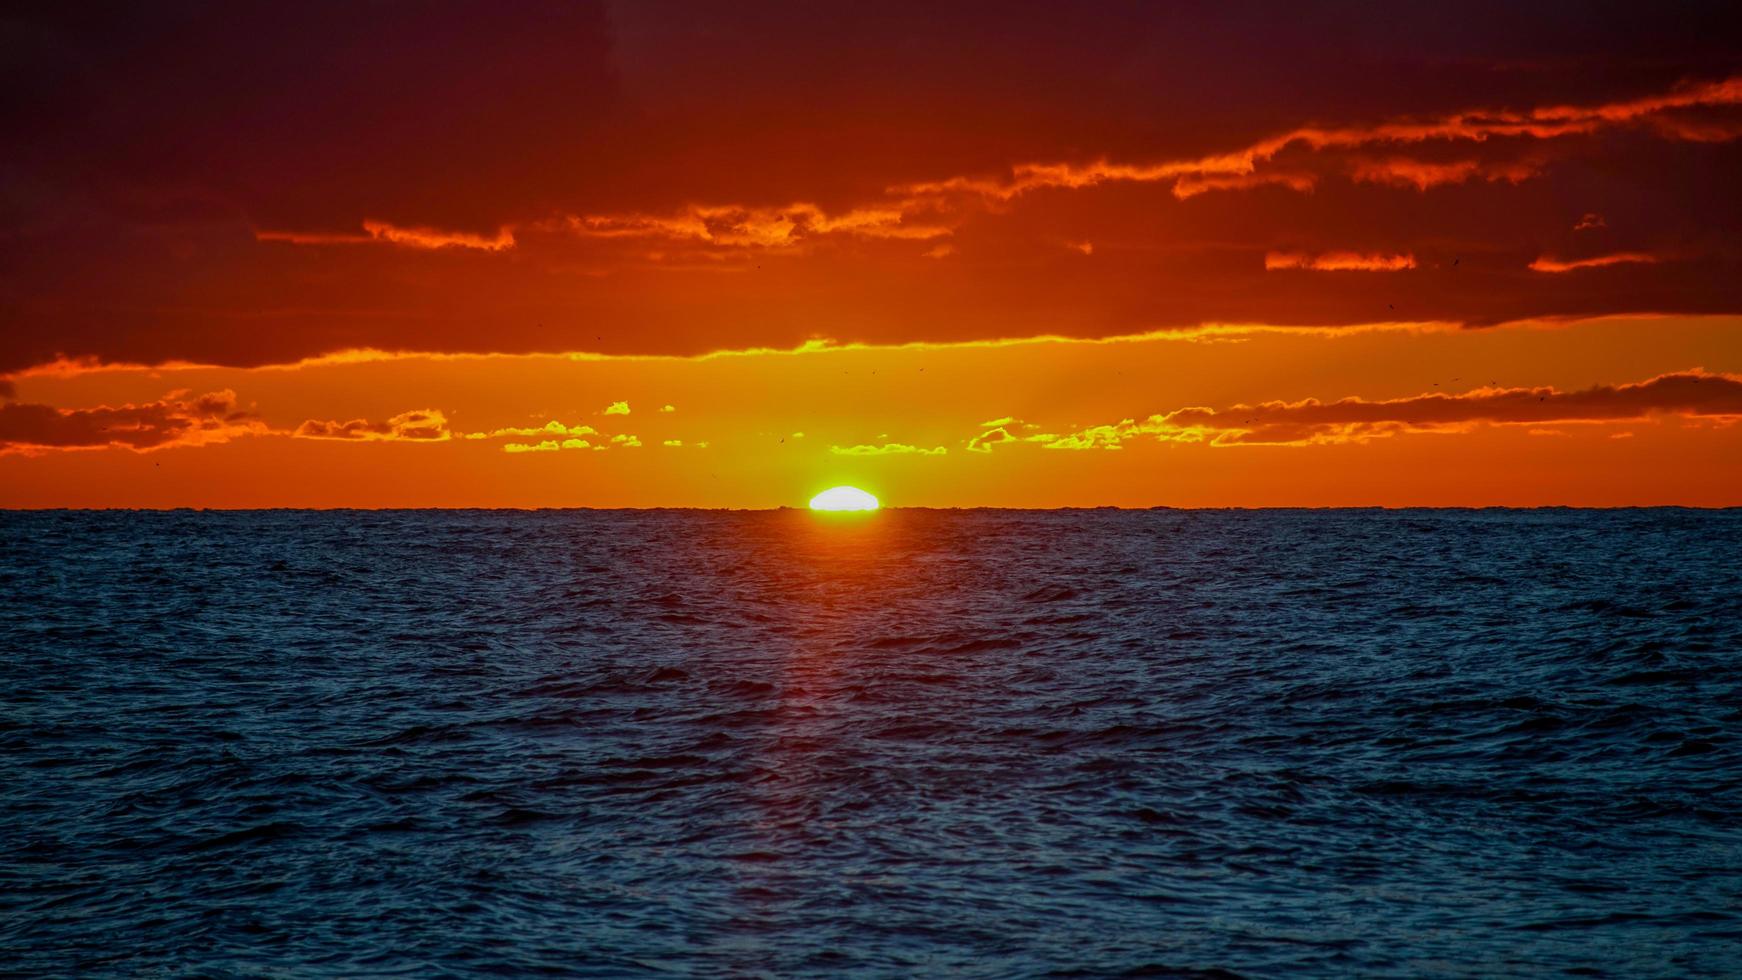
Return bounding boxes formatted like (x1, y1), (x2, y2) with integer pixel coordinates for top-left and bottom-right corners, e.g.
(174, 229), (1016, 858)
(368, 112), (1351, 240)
(3, 508), (1740, 978)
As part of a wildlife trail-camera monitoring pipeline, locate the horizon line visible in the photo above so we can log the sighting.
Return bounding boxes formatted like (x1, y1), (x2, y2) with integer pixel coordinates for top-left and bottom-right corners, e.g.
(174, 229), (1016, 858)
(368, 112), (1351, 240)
(4, 504), (1739, 513)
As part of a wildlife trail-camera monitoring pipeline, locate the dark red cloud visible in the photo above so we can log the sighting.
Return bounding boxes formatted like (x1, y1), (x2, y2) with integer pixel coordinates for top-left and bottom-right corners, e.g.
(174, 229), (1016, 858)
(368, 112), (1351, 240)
(1201, 370), (1742, 444)
(294, 410), (451, 441)
(3, 2), (1740, 373)
(1024, 371), (1742, 449)
(0, 390), (262, 453)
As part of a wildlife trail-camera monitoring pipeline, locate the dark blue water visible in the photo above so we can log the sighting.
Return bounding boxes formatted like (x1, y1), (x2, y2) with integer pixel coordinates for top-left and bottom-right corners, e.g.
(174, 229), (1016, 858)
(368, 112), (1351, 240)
(3, 509), (1741, 977)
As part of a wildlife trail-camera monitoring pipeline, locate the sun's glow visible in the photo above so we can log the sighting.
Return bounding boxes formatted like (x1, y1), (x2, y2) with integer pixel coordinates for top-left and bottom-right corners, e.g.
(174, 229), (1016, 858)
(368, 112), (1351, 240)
(809, 486), (880, 511)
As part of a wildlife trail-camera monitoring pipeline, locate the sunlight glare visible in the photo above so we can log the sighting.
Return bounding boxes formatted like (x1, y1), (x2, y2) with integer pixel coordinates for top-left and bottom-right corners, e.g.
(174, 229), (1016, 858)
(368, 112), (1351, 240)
(809, 486), (880, 511)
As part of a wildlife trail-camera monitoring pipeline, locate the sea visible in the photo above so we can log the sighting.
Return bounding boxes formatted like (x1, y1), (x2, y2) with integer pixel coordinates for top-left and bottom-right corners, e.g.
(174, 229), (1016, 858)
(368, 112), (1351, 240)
(2, 508), (1740, 977)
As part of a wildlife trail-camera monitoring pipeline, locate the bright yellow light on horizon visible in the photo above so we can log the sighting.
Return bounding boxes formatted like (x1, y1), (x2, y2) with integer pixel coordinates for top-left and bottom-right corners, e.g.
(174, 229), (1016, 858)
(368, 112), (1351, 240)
(809, 486), (880, 511)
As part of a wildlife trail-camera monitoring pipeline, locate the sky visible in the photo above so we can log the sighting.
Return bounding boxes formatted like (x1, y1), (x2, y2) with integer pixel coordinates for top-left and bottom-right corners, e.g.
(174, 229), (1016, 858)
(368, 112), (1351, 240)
(3, 1), (1741, 507)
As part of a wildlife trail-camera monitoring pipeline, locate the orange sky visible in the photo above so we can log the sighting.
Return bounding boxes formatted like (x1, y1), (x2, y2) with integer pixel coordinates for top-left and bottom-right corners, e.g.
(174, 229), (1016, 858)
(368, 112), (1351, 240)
(4, 3), (1741, 506)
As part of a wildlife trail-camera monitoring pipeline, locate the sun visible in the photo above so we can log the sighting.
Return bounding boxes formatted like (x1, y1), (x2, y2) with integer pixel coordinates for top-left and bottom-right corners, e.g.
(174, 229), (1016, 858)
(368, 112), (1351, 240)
(809, 486), (880, 511)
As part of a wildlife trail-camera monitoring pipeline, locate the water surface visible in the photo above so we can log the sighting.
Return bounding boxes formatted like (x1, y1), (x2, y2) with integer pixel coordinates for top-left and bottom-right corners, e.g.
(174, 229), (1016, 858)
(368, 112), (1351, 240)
(3, 509), (1740, 976)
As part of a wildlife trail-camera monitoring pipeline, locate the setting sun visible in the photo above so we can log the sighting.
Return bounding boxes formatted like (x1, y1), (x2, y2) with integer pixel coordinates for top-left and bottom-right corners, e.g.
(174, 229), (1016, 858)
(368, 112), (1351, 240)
(809, 486), (880, 512)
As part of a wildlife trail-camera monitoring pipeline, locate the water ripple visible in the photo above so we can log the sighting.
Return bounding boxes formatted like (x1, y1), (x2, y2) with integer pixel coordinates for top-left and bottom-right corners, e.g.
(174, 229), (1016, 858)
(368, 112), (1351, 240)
(2, 508), (1740, 976)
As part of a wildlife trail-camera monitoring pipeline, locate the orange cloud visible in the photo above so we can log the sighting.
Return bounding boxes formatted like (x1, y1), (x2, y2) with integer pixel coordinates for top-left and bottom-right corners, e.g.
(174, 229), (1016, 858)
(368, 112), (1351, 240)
(1348, 157), (1540, 190)
(1266, 251), (1417, 271)
(964, 418), (1062, 452)
(891, 75), (1742, 207)
(1529, 252), (1662, 273)
(1541, 76), (1742, 125)
(352, 72), (1734, 271)
(0, 390), (263, 454)
(966, 425), (1017, 453)
(1037, 423), (1133, 451)
(829, 442), (948, 456)
(503, 440), (562, 453)
(1644, 110), (1742, 143)
(500, 435), (607, 453)
(1170, 172), (1316, 199)
(1035, 371), (1742, 449)
(362, 221), (514, 251)
(256, 221), (514, 251)
(463, 420), (598, 440)
(562, 203), (950, 249)
(293, 409), (451, 441)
